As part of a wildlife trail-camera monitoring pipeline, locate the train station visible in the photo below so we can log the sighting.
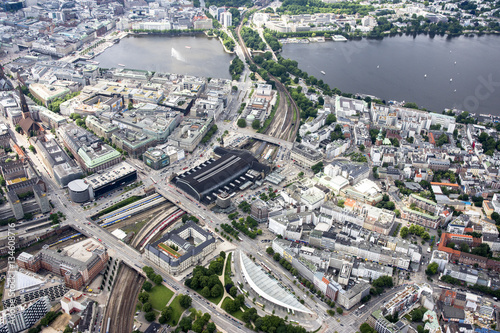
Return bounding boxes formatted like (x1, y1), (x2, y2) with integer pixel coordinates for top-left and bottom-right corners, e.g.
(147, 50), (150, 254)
(173, 147), (269, 204)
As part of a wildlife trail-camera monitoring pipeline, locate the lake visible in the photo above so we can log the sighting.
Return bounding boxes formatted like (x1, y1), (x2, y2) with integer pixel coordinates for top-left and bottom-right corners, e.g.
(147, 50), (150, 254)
(94, 34), (235, 79)
(281, 35), (500, 116)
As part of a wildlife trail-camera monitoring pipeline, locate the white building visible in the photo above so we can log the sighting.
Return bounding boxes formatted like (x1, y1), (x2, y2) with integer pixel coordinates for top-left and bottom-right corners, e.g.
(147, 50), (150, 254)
(430, 250), (449, 272)
(61, 290), (89, 314)
(220, 11), (232, 27)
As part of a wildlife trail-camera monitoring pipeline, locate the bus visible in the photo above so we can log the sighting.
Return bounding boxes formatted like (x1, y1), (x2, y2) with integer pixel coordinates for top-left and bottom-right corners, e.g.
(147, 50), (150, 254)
(358, 304), (365, 310)
(150, 177), (157, 184)
(437, 285), (451, 290)
(199, 215), (205, 221)
(255, 302), (263, 308)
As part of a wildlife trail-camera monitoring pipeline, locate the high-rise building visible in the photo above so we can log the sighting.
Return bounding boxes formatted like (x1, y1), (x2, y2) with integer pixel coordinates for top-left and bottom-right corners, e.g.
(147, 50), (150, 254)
(250, 199), (268, 223)
(0, 296), (51, 333)
(220, 10), (232, 28)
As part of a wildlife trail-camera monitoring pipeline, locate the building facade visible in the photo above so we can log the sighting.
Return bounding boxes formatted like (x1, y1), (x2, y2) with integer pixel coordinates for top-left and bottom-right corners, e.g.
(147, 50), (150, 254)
(16, 247), (108, 290)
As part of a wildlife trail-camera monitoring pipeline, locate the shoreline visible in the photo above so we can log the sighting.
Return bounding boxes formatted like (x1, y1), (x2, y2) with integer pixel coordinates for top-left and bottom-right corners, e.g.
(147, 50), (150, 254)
(273, 30), (500, 42)
(71, 31), (500, 119)
(279, 31), (500, 44)
(280, 34), (500, 116)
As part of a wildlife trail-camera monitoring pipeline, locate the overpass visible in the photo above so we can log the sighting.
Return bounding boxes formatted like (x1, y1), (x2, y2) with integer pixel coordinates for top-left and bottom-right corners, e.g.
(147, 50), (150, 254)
(237, 129), (294, 149)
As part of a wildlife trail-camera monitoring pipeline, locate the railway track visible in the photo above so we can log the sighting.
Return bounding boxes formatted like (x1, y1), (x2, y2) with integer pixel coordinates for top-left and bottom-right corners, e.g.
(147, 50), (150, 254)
(103, 263), (145, 333)
(235, 11), (300, 142)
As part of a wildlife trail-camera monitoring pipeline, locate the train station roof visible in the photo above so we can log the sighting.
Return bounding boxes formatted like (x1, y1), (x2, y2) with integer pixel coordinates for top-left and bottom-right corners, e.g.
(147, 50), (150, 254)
(239, 252), (313, 314)
(174, 148), (268, 201)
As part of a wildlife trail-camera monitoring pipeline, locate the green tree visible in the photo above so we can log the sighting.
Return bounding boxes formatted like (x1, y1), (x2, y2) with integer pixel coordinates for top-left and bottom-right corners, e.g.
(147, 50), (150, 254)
(145, 311), (156, 322)
(411, 307), (425, 322)
(142, 281), (152, 292)
(491, 212), (500, 224)
(460, 242), (470, 253)
(359, 144), (365, 152)
(159, 306), (172, 323)
(152, 274), (163, 285)
(207, 322), (216, 333)
(425, 262), (439, 276)
(237, 118), (247, 128)
(311, 162), (324, 174)
(211, 284), (223, 298)
(143, 302), (152, 312)
(360, 322), (375, 333)
(325, 113), (337, 125)
(336, 307), (343, 315)
(400, 226), (409, 238)
(179, 294), (192, 308)
(138, 292), (149, 303)
(252, 119), (261, 130)
(200, 286), (211, 298)
(266, 247), (274, 255)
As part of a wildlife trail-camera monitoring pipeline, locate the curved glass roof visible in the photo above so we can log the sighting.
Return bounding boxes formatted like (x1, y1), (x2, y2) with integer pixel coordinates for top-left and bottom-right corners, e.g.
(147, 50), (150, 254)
(239, 252), (313, 314)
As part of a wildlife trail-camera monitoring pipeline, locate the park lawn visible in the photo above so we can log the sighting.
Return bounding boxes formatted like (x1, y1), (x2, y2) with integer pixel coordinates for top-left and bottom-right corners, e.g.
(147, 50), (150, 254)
(149, 285), (174, 310)
(168, 295), (185, 326)
(221, 297), (246, 322)
(206, 292), (224, 305)
(224, 253), (233, 286)
(225, 253), (232, 275)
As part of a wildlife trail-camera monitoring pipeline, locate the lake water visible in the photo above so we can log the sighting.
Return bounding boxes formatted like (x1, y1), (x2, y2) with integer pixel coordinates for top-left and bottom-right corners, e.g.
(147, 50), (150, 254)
(94, 34), (234, 79)
(281, 35), (500, 116)
(95, 34), (500, 116)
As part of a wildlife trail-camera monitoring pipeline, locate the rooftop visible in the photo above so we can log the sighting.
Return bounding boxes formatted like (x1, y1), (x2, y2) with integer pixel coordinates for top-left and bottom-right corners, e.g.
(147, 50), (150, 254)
(239, 252), (312, 314)
(84, 161), (136, 190)
(146, 221), (215, 267)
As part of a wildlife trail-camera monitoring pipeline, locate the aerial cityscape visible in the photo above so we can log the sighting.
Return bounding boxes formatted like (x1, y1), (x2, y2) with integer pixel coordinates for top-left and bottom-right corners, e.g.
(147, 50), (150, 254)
(0, 0), (499, 332)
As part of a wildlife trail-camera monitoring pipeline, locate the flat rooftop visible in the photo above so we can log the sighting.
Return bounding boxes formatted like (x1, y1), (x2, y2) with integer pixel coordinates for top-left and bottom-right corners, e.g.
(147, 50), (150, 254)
(62, 238), (104, 262)
(84, 161), (136, 190)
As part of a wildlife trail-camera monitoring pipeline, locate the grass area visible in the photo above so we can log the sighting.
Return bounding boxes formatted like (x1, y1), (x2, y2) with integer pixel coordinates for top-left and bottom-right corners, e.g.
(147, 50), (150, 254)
(168, 295), (185, 326)
(149, 285), (174, 310)
(122, 219), (148, 235)
(206, 292), (224, 305)
(224, 253), (232, 286)
(97, 196), (142, 218)
(225, 253), (232, 275)
(221, 297), (246, 321)
(158, 243), (181, 258)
